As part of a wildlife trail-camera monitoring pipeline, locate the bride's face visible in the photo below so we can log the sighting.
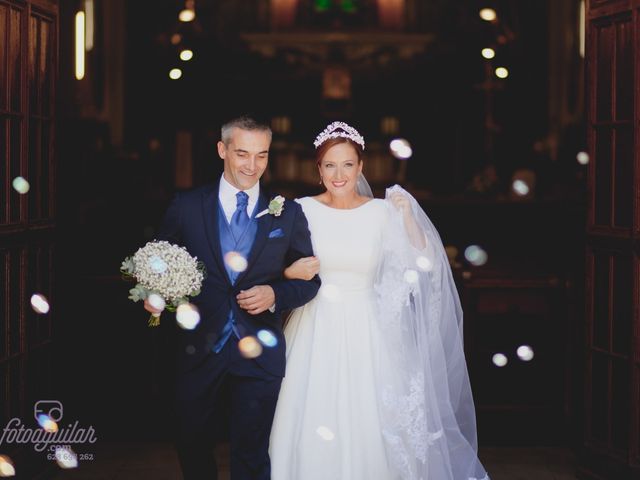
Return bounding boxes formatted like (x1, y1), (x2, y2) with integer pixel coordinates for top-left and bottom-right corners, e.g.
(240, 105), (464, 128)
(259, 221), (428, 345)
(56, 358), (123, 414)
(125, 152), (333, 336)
(318, 143), (363, 197)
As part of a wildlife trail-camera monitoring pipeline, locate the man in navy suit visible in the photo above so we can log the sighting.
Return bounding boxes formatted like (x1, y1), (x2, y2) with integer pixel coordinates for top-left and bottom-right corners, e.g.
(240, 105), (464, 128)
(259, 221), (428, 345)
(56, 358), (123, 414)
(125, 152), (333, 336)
(146, 115), (320, 479)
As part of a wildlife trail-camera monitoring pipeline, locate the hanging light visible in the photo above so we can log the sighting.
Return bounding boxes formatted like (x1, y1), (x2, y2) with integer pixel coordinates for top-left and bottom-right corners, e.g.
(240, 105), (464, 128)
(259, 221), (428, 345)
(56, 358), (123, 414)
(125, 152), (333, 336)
(84, 0), (95, 51)
(179, 9), (195, 22)
(180, 49), (194, 61)
(75, 11), (85, 80)
(169, 68), (183, 80)
(481, 48), (495, 59)
(495, 67), (509, 78)
(179, 0), (196, 22)
(479, 8), (497, 22)
(579, 1), (585, 58)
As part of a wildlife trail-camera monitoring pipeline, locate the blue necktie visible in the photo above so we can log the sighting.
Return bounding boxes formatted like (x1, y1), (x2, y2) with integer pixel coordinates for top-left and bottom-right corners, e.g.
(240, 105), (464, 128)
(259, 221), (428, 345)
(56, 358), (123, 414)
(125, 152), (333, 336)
(230, 191), (249, 242)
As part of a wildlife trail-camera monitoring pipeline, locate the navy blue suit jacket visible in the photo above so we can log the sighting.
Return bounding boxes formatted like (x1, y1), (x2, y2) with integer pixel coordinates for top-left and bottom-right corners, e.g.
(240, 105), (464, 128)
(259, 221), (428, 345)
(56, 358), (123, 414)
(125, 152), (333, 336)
(157, 183), (320, 376)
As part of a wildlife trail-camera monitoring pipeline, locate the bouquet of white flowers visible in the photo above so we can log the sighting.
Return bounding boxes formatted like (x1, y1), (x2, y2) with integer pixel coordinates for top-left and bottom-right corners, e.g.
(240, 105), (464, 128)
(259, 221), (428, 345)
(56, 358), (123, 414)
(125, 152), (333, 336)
(120, 240), (206, 326)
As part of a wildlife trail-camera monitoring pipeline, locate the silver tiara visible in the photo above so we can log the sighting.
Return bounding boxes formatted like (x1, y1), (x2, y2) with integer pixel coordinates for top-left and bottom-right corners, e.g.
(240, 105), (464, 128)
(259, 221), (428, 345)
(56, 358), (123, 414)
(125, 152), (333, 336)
(313, 121), (365, 150)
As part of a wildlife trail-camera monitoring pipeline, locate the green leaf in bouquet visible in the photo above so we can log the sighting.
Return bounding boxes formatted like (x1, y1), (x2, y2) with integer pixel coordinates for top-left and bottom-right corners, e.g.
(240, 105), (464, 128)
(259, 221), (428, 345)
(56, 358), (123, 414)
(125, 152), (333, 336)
(120, 257), (136, 276)
(128, 285), (149, 302)
(197, 261), (208, 279)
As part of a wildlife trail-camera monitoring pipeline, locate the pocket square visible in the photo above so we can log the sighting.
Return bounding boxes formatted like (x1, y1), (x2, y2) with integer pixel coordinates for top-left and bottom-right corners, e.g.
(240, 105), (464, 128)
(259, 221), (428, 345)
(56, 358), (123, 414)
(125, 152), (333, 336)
(269, 228), (284, 239)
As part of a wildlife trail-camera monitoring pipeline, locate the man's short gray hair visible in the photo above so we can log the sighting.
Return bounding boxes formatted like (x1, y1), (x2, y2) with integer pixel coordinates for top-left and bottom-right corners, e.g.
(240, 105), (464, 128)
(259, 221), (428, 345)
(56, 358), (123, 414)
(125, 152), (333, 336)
(221, 116), (272, 144)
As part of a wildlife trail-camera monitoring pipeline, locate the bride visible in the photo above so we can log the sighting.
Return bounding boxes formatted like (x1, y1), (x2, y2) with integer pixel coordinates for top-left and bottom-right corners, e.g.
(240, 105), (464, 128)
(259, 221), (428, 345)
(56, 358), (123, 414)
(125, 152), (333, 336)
(269, 122), (489, 480)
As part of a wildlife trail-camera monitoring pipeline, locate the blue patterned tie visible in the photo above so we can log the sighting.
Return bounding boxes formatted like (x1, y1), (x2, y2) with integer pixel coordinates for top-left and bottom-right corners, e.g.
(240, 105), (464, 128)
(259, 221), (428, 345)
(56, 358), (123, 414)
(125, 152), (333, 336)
(230, 191), (249, 242)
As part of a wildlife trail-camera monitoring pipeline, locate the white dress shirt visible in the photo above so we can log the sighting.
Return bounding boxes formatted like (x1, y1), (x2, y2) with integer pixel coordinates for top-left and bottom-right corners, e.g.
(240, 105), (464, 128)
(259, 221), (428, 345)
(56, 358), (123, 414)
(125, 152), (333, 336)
(219, 174), (260, 223)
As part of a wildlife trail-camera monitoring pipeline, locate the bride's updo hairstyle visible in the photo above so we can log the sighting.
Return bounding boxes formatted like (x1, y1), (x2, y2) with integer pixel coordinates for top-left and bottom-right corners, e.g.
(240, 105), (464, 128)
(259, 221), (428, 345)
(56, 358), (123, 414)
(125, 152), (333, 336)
(313, 121), (365, 165)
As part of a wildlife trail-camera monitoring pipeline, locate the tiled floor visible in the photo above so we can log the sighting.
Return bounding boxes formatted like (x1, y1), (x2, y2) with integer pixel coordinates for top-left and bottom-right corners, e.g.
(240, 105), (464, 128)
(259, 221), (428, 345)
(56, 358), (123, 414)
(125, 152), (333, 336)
(51, 442), (578, 480)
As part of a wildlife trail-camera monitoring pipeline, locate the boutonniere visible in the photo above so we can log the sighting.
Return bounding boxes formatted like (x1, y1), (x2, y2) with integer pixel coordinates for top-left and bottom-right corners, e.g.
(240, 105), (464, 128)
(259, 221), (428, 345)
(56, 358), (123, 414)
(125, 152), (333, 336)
(256, 195), (285, 218)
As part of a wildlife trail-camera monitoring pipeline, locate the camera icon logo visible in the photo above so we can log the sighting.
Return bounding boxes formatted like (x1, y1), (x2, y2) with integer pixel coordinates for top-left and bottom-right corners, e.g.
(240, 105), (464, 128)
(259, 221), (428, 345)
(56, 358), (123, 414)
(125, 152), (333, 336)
(34, 400), (63, 423)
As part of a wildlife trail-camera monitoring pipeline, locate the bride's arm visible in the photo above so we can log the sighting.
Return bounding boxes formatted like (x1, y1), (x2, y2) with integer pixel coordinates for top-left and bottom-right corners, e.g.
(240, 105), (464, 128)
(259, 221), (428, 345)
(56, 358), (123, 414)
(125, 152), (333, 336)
(389, 193), (427, 250)
(284, 256), (320, 280)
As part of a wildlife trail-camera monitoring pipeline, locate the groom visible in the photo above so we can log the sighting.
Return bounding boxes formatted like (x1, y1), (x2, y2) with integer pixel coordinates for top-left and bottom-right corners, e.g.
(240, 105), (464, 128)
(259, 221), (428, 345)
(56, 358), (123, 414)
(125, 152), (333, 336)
(148, 115), (320, 479)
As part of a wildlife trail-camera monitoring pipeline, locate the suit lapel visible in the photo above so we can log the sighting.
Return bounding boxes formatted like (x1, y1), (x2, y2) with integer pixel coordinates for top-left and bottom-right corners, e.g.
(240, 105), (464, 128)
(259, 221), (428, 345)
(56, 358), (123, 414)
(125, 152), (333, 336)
(202, 183), (230, 285)
(234, 190), (273, 286)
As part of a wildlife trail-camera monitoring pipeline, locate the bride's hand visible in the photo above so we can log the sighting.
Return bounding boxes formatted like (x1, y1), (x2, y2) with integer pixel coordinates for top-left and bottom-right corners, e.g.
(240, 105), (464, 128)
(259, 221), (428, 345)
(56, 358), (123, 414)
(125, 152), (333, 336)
(390, 192), (412, 218)
(390, 192), (427, 249)
(284, 256), (320, 280)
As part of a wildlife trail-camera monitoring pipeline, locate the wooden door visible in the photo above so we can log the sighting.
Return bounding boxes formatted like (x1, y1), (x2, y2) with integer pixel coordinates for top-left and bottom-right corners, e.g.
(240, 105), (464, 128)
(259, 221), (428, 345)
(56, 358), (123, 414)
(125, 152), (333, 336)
(0, 0), (58, 476)
(582, 0), (639, 478)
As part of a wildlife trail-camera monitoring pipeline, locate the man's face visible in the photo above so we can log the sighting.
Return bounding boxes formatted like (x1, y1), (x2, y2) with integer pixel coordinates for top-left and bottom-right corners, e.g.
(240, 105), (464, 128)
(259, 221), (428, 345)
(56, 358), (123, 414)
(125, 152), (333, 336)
(217, 128), (271, 190)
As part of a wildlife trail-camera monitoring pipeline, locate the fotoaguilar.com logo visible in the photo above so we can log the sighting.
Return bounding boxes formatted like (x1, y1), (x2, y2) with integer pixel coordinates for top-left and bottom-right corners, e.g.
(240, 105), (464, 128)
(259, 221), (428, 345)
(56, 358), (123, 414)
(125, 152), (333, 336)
(0, 401), (97, 452)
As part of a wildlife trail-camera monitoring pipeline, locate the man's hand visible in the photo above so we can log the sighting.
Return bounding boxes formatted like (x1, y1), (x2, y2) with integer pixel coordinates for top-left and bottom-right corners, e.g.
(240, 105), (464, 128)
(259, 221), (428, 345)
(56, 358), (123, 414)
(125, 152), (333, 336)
(236, 285), (276, 315)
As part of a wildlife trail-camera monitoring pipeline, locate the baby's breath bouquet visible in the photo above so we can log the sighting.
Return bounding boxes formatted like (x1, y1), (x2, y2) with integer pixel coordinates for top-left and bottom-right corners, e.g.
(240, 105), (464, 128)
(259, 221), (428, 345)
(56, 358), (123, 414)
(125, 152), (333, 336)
(120, 240), (206, 326)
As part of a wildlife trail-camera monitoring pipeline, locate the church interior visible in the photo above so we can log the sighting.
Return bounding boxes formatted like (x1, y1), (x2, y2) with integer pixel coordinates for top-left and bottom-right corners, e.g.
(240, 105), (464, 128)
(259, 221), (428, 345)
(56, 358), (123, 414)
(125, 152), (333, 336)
(0, 0), (638, 479)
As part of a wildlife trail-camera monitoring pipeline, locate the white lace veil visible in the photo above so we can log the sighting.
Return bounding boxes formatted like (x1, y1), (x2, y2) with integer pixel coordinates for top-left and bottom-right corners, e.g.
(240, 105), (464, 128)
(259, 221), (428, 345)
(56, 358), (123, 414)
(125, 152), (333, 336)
(373, 183), (489, 480)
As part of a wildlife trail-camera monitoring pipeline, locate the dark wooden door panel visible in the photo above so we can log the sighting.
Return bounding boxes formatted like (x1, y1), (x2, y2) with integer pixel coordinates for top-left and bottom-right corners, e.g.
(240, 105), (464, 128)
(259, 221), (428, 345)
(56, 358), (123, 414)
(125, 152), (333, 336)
(583, 0), (639, 478)
(0, 0), (57, 477)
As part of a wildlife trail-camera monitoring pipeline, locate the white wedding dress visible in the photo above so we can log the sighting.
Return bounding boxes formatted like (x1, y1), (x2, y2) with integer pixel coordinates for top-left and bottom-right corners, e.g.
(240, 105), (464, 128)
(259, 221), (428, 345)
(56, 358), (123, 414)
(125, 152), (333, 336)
(270, 191), (489, 480)
(270, 197), (392, 480)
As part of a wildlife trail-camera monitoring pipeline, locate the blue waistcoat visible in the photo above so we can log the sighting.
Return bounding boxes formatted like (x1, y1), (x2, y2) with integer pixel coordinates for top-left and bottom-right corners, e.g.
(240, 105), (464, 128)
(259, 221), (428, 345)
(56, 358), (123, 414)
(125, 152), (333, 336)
(212, 201), (258, 352)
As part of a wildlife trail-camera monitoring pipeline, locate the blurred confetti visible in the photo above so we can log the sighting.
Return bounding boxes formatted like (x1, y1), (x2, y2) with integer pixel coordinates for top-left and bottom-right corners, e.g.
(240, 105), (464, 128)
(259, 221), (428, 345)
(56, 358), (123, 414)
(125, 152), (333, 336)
(37, 414), (58, 433)
(416, 256), (433, 272)
(257, 329), (278, 348)
(389, 138), (413, 159)
(238, 336), (263, 359)
(492, 353), (508, 367)
(0, 455), (15, 477)
(30, 294), (50, 314)
(320, 284), (341, 302)
(576, 151), (589, 165)
(54, 447), (78, 469)
(464, 245), (488, 266)
(512, 179), (530, 196)
(316, 426), (335, 441)
(224, 252), (248, 273)
(176, 303), (200, 330)
(403, 269), (419, 284)
(517, 345), (535, 362)
(11, 177), (30, 194)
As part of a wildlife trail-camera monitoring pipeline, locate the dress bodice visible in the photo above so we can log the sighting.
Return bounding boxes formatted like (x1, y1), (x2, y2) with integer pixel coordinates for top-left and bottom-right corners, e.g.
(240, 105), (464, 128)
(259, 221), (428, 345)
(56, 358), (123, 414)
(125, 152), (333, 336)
(296, 197), (388, 293)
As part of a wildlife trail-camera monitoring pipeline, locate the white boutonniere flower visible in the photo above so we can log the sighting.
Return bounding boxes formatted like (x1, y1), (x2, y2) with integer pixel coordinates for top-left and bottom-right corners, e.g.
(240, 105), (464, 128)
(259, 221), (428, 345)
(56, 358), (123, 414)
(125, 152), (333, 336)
(256, 195), (285, 218)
